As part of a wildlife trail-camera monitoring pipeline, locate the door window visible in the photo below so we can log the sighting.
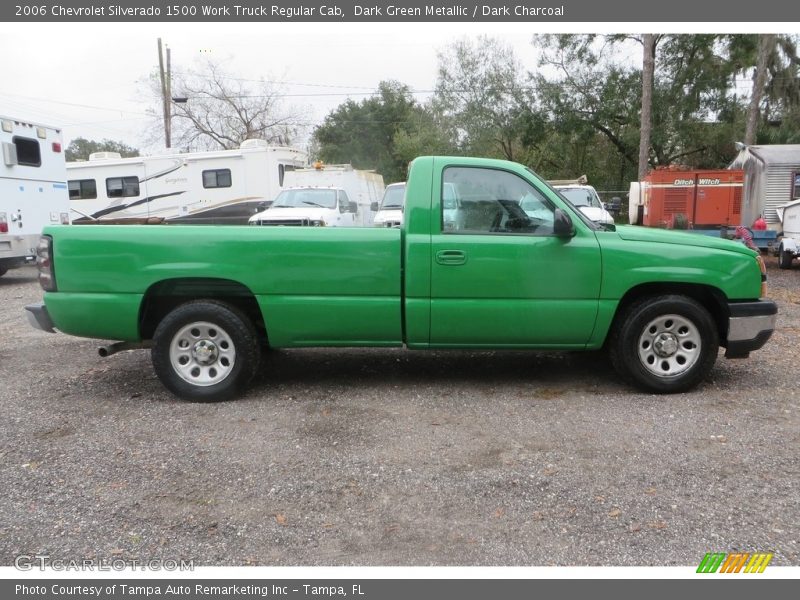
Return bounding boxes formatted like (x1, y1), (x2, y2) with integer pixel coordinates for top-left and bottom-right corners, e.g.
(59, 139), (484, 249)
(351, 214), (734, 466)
(442, 167), (555, 235)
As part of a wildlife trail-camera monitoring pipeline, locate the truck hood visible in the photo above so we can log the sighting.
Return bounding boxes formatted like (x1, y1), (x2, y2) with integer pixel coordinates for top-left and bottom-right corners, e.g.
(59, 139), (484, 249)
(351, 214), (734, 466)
(614, 225), (755, 255)
(249, 207), (332, 223)
(374, 209), (403, 224)
(578, 206), (614, 224)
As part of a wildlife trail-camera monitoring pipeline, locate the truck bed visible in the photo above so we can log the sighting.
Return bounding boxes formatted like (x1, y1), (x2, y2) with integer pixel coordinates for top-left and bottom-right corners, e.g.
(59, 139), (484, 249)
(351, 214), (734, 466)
(44, 224), (403, 346)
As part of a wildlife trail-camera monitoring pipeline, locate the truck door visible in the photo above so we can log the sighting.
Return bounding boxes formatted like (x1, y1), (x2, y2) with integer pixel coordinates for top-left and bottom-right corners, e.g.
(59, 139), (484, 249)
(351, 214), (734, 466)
(429, 164), (602, 347)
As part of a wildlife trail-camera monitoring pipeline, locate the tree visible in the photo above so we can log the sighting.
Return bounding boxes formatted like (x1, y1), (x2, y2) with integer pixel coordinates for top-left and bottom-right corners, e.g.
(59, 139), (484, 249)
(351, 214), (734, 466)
(434, 36), (536, 162)
(534, 35), (643, 187)
(638, 34), (658, 180)
(392, 100), (457, 169)
(65, 138), (139, 162)
(752, 35), (800, 143)
(146, 58), (308, 151)
(313, 81), (424, 183)
(531, 34), (792, 188)
(745, 35), (776, 145)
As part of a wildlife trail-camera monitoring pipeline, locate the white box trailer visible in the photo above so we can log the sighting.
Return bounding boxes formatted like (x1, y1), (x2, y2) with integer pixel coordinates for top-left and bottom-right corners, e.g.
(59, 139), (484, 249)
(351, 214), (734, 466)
(66, 139), (307, 224)
(729, 143), (800, 226)
(1, 116), (70, 277)
(254, 163), (384, 227)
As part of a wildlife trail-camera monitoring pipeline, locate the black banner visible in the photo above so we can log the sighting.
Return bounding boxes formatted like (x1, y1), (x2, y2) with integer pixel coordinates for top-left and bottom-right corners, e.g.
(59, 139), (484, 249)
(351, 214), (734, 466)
(3, 0), (800, 22)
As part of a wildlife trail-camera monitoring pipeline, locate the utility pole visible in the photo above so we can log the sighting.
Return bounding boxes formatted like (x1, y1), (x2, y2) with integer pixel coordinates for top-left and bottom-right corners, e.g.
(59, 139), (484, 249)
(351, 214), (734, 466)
(157, 38), (172, 148)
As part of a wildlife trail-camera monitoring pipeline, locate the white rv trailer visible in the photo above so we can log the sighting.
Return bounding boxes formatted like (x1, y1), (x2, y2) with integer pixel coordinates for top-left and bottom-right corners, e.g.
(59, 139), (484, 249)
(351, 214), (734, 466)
(1, 116), (70, 277)
(249, 163), (384, 227)
(66, 139), (307, 224)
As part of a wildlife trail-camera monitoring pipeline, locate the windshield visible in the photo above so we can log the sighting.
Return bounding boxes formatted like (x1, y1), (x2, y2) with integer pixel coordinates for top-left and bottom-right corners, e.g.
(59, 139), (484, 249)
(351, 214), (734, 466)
(380, 185), (405, 210)
(556, 187), (602, 209)
(272, 189), (337, 209)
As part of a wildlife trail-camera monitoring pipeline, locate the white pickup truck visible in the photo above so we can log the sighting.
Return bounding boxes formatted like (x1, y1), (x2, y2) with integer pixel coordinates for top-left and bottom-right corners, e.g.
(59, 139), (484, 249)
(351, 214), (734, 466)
(776, 199), (800, 269)
(249, 187), (358, 227)
(372, 182), (405, 227)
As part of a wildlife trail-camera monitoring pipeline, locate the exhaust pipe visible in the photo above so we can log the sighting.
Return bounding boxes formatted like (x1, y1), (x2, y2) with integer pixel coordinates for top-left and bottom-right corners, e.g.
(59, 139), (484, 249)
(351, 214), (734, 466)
(98, 341), (152, 357)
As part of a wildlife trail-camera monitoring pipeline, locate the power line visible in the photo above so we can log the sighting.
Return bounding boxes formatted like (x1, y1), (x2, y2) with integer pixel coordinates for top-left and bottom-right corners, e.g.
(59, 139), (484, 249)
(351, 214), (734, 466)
(0, 92), (150, 116)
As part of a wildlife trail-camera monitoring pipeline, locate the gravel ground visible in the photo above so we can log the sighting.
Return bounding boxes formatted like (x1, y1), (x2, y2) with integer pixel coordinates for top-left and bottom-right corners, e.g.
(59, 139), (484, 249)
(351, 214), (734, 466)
(0, 261), (798, 566)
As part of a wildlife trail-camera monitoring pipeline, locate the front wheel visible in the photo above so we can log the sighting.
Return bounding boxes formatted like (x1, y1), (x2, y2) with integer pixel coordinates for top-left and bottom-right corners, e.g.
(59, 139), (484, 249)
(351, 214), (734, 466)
(609, 295), (719, 394)
(151, 300), (261, 402)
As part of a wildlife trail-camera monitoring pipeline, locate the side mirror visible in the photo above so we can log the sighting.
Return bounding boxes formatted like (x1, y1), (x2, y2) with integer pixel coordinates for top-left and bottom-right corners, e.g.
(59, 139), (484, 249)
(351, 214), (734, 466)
(348, 201), (358, 213)
(370, 201), (379, 212)
(553, 208), (575, 238)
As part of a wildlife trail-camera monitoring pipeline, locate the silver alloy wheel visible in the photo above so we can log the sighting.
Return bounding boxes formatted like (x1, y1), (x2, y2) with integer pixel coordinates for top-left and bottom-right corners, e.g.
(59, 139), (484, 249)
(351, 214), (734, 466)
(169, 321), (236, 386)
(636, 313), (702, 377)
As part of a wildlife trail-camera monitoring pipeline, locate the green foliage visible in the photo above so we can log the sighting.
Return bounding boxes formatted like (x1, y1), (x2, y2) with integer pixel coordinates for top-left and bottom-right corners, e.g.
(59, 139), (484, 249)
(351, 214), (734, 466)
(313, 81), (426, 183)
(434, 36), (537, 162)
(313, 34), (799, 190)
(65, 137), (139, 162)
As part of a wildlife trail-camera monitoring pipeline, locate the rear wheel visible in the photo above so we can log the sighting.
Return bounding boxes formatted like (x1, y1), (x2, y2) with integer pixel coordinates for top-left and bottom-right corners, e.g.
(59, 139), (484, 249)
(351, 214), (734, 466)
(778, 245), (793, 269)
(151, 300), (260, 402)
(609, 295), (719, 393)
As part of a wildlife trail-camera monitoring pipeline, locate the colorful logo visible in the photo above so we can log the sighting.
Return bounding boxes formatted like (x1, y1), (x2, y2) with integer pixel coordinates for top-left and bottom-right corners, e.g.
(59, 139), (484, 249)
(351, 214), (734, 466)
(697, 552), (773, 573)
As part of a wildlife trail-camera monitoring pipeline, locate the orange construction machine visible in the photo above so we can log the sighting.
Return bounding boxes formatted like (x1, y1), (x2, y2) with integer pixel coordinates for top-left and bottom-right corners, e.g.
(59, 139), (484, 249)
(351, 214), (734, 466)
(642, 168), (744, 229)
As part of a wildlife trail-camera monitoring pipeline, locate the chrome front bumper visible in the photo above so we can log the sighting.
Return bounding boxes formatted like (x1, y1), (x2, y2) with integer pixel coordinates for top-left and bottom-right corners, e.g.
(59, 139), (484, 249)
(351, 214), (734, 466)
(725, 300), (778, 358)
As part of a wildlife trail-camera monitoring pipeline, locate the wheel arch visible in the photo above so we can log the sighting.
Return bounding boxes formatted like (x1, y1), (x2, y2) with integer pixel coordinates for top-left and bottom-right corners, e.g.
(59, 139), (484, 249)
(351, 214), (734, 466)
(139, 278), (267, 345)
(608, 282), (729, 345)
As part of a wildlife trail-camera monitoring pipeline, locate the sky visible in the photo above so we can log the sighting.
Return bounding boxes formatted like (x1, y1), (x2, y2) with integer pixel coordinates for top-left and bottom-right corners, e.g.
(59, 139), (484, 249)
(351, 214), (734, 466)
(0, 22), (546, 153)
(0, 22), (793, 156)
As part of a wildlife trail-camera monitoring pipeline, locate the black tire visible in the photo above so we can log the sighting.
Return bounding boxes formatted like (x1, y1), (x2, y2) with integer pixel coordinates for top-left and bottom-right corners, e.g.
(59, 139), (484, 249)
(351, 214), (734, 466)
(0, 268), (7, 278)
(151, 300), (261, 402)
(778, 245), (793, 270)
(608, 295), (719, 394)
(633, 205), (644, 226)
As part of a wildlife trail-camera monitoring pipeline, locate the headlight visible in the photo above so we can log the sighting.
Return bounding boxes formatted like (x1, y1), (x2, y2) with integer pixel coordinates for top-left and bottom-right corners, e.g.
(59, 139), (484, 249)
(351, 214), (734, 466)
(756, 255), (767, 297)
(310, 220), (326, 227)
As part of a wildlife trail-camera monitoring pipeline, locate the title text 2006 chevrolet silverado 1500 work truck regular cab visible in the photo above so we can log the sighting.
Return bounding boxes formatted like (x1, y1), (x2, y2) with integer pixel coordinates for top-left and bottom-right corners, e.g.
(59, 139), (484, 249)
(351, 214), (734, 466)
(26, 157), (777, 401)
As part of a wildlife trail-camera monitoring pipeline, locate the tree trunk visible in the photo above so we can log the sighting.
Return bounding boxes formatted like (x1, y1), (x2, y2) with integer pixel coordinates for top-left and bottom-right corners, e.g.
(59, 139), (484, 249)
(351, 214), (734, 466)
(744, 34), (776, 146)
(638, 34), (656, 181)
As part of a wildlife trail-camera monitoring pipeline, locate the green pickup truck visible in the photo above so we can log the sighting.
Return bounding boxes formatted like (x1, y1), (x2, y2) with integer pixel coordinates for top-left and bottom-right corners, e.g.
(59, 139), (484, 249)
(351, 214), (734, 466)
(26, 156), (776, 401)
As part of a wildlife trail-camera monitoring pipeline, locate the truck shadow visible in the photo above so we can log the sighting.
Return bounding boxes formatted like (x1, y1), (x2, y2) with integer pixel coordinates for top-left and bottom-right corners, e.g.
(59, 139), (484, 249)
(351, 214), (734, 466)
(253, 347), (621, 392)
(0, 267), (37, 286)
